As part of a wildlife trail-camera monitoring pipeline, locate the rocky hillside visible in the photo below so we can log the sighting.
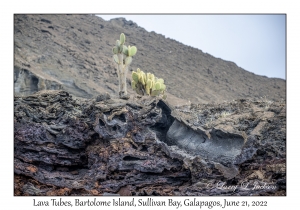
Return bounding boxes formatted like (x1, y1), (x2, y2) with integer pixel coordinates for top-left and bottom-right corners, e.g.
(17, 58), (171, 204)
(14, 14), (286, 104)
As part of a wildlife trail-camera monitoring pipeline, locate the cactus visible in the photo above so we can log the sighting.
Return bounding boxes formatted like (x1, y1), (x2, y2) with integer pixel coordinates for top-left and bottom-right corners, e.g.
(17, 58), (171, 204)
(111, 33), (166, 99)
(113, 54), (119, 64)
(112, 33), (137, 99)
(120, 33), (125, 44)
(132, 71), (139, 83)
(131, 68), (167, 98)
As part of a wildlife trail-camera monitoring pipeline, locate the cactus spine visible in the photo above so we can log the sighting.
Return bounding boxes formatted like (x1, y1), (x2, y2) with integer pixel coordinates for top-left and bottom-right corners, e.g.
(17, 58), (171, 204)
(131, 68), (166, 98)
(112, 33), (137, 98)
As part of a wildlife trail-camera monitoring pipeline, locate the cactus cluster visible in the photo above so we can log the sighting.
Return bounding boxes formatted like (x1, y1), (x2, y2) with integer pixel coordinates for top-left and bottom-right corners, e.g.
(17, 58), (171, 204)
(131, 68), (166, 97)
(112, 33), (137, 98)
(111, 33), (166, 99)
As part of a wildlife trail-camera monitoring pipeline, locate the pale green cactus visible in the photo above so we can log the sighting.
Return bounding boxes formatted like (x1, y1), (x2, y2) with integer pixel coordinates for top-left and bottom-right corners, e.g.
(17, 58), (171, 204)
(112, 33), (137, 99)
(131, 68), (166, 98)
(122, 45), (128, 55)
(112, 46), (118, 54)
(132, 71), (139, 83)
(128, 46), (137, 57)
(125, 57), (132, 66)
(120, 33), (125, 44)
(131, 80), (136, 90)
(113, 55), (119, 64)
(146, 79), (152, 89)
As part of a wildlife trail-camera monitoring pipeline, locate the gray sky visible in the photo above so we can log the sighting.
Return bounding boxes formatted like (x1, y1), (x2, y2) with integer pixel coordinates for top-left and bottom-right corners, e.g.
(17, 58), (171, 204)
(97, 15), (286, 80)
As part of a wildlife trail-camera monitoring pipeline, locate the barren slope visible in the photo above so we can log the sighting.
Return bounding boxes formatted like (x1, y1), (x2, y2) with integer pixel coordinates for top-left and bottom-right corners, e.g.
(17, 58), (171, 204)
(14, 14), (286, 104)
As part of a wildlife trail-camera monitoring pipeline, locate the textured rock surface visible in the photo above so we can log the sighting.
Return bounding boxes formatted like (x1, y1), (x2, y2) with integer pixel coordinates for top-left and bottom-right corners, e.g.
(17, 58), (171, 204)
(14, 14), (285, 104)
(14, 91), (286, 196)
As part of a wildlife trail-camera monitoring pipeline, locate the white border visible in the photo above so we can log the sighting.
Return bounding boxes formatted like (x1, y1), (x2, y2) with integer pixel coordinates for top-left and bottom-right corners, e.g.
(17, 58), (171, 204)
(3, 0), (295, 209)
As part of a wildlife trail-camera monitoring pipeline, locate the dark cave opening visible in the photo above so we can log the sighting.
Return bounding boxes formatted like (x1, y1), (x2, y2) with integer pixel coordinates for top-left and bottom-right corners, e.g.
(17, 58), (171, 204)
(150, 100), (175, 144)
(150, 100), (245, 165)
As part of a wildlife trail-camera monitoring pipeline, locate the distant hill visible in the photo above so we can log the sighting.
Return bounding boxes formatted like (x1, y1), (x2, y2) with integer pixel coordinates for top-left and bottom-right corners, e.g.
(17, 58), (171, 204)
(14, 14), (286, 104)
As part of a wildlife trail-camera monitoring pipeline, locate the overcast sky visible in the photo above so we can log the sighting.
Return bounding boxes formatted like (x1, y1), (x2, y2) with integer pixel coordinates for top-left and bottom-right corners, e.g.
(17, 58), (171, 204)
(97, 15), (286, 80)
